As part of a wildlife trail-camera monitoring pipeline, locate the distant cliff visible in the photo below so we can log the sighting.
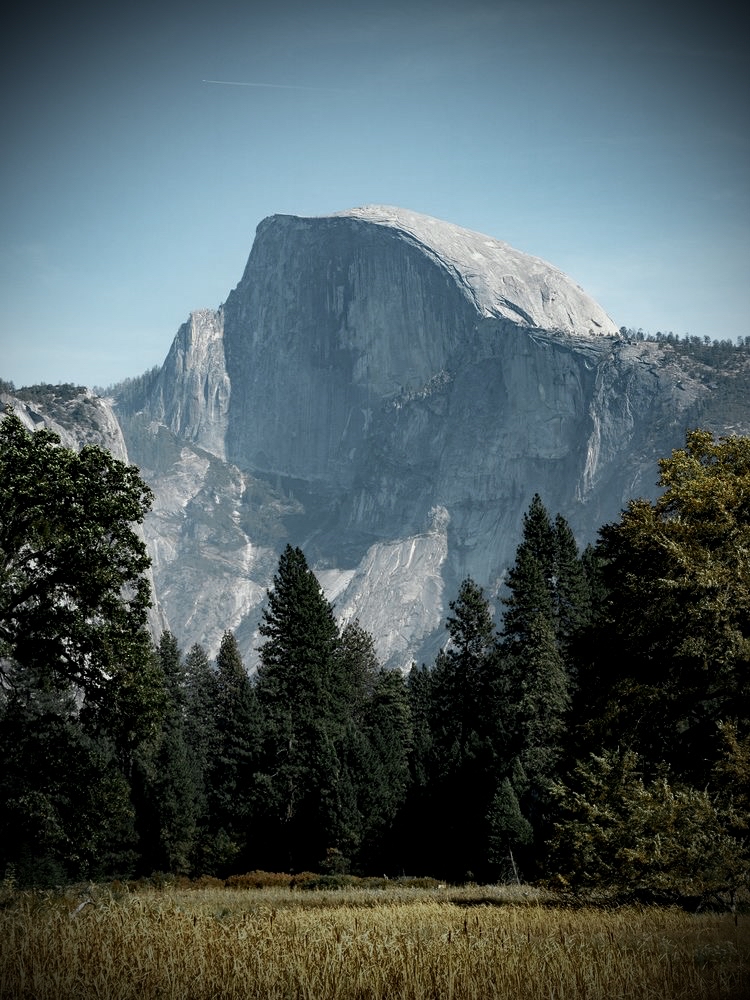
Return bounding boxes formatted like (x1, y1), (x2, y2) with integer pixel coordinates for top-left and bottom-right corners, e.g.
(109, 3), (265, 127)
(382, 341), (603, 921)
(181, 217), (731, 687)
(6, 208), (749, 667)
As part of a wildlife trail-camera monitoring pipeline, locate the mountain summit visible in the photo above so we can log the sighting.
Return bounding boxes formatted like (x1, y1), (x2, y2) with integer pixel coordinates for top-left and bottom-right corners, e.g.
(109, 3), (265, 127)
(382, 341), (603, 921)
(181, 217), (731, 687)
(331, 206), (618, 336)
(5, 209), (746, 666)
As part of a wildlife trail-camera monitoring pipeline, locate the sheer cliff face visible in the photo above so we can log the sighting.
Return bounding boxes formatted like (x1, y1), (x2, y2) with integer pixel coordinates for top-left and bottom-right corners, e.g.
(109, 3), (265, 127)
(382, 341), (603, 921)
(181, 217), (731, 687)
(95, 208), (747, 665)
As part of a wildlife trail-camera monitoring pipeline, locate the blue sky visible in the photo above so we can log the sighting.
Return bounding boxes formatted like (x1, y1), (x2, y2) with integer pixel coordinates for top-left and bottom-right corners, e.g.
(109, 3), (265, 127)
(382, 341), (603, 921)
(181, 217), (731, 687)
(1, 0), (747, 389)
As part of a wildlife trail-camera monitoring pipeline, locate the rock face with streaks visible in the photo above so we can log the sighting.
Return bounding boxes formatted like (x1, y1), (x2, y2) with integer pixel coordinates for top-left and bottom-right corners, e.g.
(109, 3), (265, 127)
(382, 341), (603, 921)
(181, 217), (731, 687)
(6, 207), (749, 667)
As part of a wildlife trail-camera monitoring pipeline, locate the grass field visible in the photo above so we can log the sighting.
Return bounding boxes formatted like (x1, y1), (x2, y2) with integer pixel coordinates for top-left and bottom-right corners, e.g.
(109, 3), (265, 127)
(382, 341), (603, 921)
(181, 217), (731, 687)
(1, 882), (747, 999)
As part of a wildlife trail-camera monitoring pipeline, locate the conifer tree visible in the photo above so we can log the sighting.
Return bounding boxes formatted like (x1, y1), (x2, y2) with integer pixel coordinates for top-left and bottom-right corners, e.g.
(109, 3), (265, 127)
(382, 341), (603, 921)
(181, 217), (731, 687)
(552, 514), (592, 650)
(132, 632), (198, 875)
(503, 612), (570, 849)
(206, 631), (258, 872)
(502, 496), (556, 648)
(486, 778), (532, 882)
(182, 643), (219, 870)
(255, 545), (348, 871)
(497, 497), (580, 865)
(548, 749), (748, 902)
(337, 619), (379, 720)
(357, 667), (413, 869)
(579, 430), (750, 783)
(422, 579), (505, 879)
(502, 494), (589, 652)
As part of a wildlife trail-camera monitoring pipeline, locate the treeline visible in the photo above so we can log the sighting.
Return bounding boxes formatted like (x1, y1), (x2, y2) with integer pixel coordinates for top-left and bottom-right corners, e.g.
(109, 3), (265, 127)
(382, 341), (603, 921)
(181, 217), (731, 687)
(620, 326), (750, 368)
(1, 412), (748, 902)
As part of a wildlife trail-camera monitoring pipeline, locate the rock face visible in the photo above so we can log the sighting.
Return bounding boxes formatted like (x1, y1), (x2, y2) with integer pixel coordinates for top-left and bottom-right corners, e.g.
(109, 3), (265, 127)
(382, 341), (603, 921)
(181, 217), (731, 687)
(7, 207), (750, 668)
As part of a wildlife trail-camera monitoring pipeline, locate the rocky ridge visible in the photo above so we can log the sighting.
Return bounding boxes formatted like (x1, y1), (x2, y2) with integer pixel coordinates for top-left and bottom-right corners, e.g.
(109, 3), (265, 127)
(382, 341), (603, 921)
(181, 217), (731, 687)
(5, 208), (749, 668)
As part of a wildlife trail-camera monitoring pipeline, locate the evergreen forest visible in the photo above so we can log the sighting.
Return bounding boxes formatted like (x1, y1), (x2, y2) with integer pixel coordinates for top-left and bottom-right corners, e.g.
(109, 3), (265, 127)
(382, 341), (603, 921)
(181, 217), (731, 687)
(1, 409), (748, 905)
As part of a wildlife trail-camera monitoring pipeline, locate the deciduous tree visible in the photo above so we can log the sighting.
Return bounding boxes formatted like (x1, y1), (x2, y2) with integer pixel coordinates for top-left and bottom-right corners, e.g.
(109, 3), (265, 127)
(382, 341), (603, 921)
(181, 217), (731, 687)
(0, 408), (154, 706)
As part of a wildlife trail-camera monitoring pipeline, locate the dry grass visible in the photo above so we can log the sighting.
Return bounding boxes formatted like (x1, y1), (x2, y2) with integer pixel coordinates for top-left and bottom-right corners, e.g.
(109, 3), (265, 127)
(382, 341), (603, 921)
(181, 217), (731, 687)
(0, 883), (747, 999)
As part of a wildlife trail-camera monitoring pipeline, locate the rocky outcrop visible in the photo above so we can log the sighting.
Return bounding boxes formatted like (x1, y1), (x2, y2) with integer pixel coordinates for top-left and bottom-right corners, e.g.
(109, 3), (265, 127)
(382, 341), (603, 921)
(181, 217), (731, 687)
(7, 208), (748, 668)
(111, 208), (750, 666)
(137, 308), (230, 459)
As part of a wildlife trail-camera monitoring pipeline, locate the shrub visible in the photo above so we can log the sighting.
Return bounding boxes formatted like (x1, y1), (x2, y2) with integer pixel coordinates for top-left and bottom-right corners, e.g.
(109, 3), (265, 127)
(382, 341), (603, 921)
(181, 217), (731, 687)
(226, 871), (293, 889)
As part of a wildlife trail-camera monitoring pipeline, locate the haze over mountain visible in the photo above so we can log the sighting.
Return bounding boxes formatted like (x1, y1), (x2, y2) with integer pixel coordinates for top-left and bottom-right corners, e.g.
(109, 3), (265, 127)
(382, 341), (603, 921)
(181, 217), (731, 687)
(5, 207), (749, 667)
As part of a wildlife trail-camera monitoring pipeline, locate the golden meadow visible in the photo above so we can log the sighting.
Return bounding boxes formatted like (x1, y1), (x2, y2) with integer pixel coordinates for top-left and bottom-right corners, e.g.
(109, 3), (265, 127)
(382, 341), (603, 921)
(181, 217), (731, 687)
(1, 880), (748, 999)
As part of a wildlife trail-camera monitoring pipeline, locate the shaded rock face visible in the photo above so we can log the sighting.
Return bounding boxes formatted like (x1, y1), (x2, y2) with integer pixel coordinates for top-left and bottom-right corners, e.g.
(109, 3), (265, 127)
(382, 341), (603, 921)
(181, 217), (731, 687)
(111, 208), (750, 666)
(7, 207), (747, 668)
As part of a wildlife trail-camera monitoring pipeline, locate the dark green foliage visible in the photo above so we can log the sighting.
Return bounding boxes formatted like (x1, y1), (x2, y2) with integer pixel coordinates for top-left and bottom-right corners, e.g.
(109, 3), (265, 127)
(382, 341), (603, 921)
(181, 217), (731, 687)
(205, 631), (259, 871)
(487, 778), (533, 879)
(404, 580), (507, 880)
(181, 643), (220, 870)
(257, 545), (341, 716)
(253, 547), (415, 874)
(502, 494), (590, 652)
(501, 495), (556, 648)
(356, 666), (413, 868)
(132, 633), (199, 875)
(548, 749), (748, 903)
(0, 668), (137, 885)
(336, 619), (379, 720)
(4, 412), (748, 892)
(577, 430), (750, 783)
(0, 409), (154, 704)
(551, 514), (592, 649)
(492, 497), (582, 870)
(255, 545), (350, 871)
(0, 408), (159, 884)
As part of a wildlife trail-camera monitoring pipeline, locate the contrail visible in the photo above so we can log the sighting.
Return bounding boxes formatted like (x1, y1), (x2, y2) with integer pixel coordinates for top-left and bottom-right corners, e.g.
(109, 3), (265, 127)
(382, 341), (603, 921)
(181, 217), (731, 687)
(202, 79), (350, 92)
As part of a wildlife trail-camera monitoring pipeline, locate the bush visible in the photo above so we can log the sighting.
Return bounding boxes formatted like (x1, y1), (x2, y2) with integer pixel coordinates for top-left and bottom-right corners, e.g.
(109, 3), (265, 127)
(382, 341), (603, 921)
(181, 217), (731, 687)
(189, 875), (226, 890)
(225, 871), (293, 889)
(548, 749), (749, 904)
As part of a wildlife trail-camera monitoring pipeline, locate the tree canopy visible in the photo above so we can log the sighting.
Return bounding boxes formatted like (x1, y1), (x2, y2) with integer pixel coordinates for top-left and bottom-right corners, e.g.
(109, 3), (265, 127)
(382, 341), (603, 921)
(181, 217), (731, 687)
(0, 407), (160, 884)
(0, 408), (154, 699)
(2, 415), (748, 900)
(580, 429), (750, 779)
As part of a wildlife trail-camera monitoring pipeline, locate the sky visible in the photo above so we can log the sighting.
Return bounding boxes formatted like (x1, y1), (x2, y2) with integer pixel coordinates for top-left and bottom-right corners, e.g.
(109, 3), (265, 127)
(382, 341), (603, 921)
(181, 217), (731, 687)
(1, 0), (748, 390)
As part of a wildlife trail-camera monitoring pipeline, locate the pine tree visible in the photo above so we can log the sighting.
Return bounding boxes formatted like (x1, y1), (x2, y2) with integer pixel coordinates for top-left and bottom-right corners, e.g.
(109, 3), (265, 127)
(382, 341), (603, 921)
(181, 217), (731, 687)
(257, 545), (340, 717)
(206, 631), (258, 873)
(502, 495), (589, 653)
(552, 514), (592, 650)
(132, 632), (199, 875)
(504, 612), (570, 848)
(255, 545), (347, 871)
(502, 496), (556, 648)
(182, 643), (219, 871)
(486, 778), (532, 883)
(357, 667), (413, 870)
(496, 497), (581, 865)
(420, 579), (505, 880)
(337, 619), (379, 720)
